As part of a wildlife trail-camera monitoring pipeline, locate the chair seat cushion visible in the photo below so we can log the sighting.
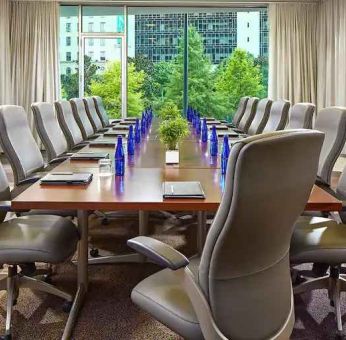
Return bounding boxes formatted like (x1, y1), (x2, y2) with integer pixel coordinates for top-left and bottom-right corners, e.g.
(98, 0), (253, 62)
(291, 220), (346, 264)
(131, 265), (203, 340)
(0, 215), (79, 264)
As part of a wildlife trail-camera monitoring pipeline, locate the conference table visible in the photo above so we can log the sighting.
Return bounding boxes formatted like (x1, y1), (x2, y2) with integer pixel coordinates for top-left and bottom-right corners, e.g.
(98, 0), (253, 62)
(11, 119), (342, 339)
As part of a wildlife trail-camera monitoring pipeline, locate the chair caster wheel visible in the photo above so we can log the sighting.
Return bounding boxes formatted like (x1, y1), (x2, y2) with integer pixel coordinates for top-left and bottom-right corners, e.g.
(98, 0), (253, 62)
(12, 299), (17, 306)
(330, 300), (335, 307)
(62, 301), (73, 313)
(102, 218), (110, 225)
(43, 275), (52, 284)
(90, 249), (99, 257)
(336, 331), (345, 339)
(0, 334), (12, 340)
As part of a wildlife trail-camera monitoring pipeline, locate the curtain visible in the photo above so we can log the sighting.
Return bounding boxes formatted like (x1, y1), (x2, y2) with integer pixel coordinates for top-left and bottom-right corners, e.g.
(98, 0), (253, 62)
(317, 0), (346, 109)
(268, 4), (318, 105)
(10, 1), (59, 132)
(0, 0), (12, 105)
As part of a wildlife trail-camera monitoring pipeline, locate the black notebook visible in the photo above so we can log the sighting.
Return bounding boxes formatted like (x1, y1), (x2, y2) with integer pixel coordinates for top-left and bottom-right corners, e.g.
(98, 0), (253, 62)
(209, 125), (228, 131)
(89, 140), (117, 147)
(40, 172), (93, 185)
(163, 181), (205, 199)
(103, 131), (127, 137)
(112, 125), (129, 131)
(217, 131), (239, 138)
(70, 152), (109, 160)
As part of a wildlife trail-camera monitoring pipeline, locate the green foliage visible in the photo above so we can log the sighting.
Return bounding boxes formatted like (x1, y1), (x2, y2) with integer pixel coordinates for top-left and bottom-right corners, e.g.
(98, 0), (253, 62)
(159, 116), (189, 150)
(215, 49), (265, 114)
(158, 101), (181, 121)
(89, 61), (145, 118)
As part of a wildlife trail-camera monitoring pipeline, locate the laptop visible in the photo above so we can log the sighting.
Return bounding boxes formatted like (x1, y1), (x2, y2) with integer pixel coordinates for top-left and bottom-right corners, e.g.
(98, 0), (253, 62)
(40, 172), (93, 186)
(163, 181), (205, 199)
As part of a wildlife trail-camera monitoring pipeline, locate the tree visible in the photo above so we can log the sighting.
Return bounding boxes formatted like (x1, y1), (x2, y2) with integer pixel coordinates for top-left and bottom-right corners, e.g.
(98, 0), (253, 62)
(215, 49), (265, 114)
(60, 55), (99, 100)
(165, 26), (228, 119)
(89, 61), (145, 118)
(254, 55), (269, 97)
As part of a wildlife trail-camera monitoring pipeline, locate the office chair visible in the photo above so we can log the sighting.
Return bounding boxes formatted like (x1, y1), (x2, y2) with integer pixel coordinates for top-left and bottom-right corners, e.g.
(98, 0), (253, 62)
(262, 100), (291, 133)
(93, 96), (119, 128)
(315, 107), (346, 186)
(228, 96), (249, 128)
(128, 129), (324, 340)
(83, 97), (108, 133)
(70, 98), (99, 140)
(234, 97), (259, 133)
(286, 103), (315, 129)
(0, 160), (79, 339)
(31, 102), (71, 163)
(291, 218), (346, 338)
(247, 98), (273, 135)
(55, 100), (89, 150)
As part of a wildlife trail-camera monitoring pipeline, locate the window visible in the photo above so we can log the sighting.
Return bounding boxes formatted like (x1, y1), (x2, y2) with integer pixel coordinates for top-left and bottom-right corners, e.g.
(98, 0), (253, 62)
(66, 37), (71, 46)
(100, 51), (106, 61)
(66, 67), (72, 75)
(66, 52), (71, 61)
(100, 22), (106, 32)
(88, 22), (94, 32)
(88, 51), (94, 60)
(100, 39), (106, 46)
(66, 23), (71, 32)
(88, 39), (94, 46)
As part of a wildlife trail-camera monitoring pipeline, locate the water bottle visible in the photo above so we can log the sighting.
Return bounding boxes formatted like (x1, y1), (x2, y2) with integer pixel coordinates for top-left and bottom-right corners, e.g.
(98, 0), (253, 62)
(210, 125), (218, 157)
(196, 117), (201, 135)
(221, 135), (230, 175)
(127, 125), (135, 156)
(141, 116), (146, 135)
(115, 136), (125, 176)
(201, 118), (208, 143)
(135, 118), (141, 144)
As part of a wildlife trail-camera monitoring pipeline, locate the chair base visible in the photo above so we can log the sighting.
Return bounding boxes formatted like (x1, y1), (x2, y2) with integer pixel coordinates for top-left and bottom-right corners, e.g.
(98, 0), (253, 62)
(0, 265), (73, 339)
(294, 266), (346, 335)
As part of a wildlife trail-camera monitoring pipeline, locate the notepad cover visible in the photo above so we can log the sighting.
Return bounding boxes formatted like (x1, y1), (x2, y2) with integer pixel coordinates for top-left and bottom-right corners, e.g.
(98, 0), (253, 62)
(40, 172), (93, 185)
(163, 181), (205, 199)
(70, 152), (109, 160)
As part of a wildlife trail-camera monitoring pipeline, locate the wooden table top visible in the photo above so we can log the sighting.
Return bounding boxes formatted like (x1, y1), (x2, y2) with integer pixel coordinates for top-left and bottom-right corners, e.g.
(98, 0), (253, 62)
(12, 119), (342, 212)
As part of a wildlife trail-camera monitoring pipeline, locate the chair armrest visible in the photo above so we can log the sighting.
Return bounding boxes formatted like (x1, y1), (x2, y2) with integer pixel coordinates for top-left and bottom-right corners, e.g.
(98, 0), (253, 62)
(49, 156), (70, 164)
(127, 236), (189, 270)
(72, 142), (89, 150)
(99, 128), (109, 133)
(17, 175), (41, 186)
(0, 201), (12, 212)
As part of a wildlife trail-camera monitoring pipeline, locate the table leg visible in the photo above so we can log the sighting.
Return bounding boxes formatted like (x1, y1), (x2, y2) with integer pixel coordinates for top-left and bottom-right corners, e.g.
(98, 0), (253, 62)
(61, 209), (89, 340)
(88, 210), (149, 265)
(197, 211), (207, 255)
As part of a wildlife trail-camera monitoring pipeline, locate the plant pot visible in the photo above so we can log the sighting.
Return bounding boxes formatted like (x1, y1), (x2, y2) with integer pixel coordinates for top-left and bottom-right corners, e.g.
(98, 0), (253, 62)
(165, 150), (179, 164)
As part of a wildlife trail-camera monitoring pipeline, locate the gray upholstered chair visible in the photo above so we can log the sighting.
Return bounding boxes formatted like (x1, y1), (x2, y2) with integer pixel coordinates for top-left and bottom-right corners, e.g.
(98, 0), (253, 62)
(315, 107), (346, 186)
(55, 100), (88, 150)
(291, 217), (346, 337)
(229, 96), (249, 128)
(286, 103), (315, 129)
(127, 129), (324, 340)
(262, 100), (290, 133)
(234, 97), (259, 133)
(0, 105), (47, 186)
(0, 160), (78, 339)
(31, 102), (70, 163)
(83, 97), (108, 133)
(93, 96), (120, 128)
(247, 98), (273, 135)
(70, 98), (99, 140)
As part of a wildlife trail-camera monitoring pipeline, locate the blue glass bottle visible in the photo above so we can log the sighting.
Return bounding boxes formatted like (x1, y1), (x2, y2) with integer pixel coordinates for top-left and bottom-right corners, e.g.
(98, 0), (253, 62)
(196, 117), (201, 135)
(221, 135), (230, 175)
(135, 118), (141, 144)
(141, 116), (146, 135)
(210, 125), (218, 157)
(115, 136), (125, 176)
(201, 118), (208, 143)
(127, 125), (135, 156)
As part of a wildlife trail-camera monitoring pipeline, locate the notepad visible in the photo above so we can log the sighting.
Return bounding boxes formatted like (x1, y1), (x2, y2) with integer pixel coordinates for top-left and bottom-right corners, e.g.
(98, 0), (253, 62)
(89, 140), (117, 147)
(112, 125), (129, 131)
(70, 152), (109, 160)
(209, 125), (228, 130)
(103, 131), (127, 137)
(40, 172), (93, 185)
(206, 120), (221, 125)
(163, 181), (205, 199)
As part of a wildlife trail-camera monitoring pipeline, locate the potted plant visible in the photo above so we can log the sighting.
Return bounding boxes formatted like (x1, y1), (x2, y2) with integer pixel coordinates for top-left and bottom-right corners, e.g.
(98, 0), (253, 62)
(159, 116), (189, 164)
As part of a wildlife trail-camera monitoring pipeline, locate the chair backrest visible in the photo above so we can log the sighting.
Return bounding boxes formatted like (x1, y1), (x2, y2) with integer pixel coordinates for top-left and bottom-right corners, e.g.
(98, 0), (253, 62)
(0, 161), (11, 223)
(237, 97), (259, 133)
(231, 96), (249, 127)
(262, 100), (290, 133)
(315, 107), (346, 186)
(247, 98), (273, 135)
(55, 100), (84, 149)
(32, 102), (68, 161)
(93, 96), (110, 127)
(83, 97), (103, 132)
(0, 105), (45, 185)
(286, 103), (315, 129)
(70, 98), (95, 139)
(198, 130), (324, 340)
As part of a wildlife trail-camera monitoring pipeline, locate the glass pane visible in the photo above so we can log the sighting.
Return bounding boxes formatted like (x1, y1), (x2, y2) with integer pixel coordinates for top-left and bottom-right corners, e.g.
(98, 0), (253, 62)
(128, 8), (185, 114)
(187, 8), (269, 120)
(82, 6), (124, 33)
(59, 5), (79, 100)
(84, 37), (122, 118)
